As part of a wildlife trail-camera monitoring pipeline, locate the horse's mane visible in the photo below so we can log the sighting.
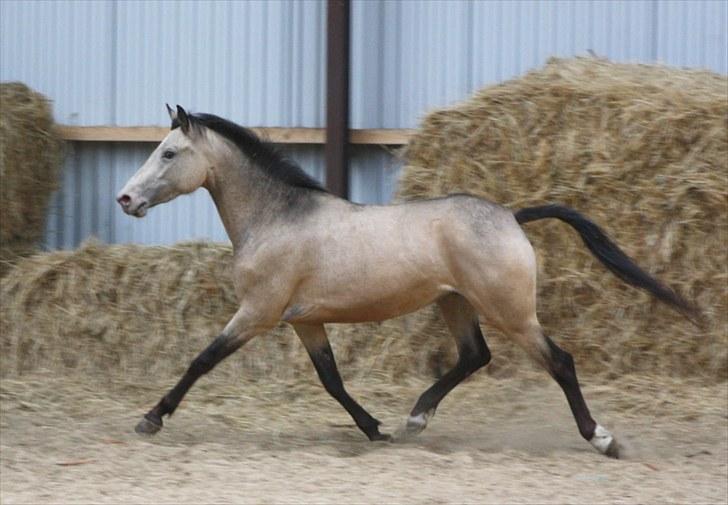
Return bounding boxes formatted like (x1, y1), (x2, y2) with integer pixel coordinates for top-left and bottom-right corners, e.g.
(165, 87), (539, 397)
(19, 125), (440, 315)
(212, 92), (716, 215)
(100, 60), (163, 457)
(172, 113), (327, 193)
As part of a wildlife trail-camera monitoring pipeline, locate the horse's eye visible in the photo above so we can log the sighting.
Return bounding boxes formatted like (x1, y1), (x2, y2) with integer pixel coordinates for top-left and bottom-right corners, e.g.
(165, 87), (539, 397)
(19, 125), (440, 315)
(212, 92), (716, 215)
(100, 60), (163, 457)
(162, 150), (176, 160)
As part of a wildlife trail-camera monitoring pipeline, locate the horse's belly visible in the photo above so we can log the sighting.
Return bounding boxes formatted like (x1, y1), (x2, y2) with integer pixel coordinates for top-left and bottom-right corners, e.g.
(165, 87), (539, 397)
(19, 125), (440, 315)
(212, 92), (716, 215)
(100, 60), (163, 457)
(284, 211), (456, 323)
(283, 278), (451, 324)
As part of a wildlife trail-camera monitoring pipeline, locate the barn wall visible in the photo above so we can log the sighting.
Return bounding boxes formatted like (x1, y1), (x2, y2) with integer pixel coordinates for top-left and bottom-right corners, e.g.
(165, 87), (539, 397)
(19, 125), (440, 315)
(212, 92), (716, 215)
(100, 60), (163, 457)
(350, 0), (728, 128)
(1, 0), (725, 248)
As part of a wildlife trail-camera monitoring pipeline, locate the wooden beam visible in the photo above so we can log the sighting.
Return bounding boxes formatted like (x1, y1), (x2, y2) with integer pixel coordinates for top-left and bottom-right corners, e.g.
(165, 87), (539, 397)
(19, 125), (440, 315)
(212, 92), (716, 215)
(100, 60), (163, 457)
(349, 128), (415, 145)
(56, 125), (414, 145)
(55, 125), (326, 144)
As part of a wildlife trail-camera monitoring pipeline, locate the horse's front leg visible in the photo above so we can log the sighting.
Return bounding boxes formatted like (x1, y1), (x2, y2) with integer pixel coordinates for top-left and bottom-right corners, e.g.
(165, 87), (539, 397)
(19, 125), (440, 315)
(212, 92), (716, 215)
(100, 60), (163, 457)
(293, 323), (391, 442)
(135, 306), (275, 435)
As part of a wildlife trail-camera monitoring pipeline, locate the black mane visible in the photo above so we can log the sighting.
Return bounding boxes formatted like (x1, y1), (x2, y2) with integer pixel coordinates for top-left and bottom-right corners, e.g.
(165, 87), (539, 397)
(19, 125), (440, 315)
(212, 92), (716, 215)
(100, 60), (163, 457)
(172, 113), (326, 193)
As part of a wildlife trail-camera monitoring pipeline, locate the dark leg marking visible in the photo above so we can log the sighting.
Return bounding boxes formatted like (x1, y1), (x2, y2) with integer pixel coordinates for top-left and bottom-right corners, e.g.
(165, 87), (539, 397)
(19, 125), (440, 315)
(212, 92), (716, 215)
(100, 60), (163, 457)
(543, 336), (596, 440)
(135, 333), (243, 435)
(401, 293), (491, 437)
(409, 323), (491, 422)
(543, 335), (619, 458)
(304, 339), (390, 442)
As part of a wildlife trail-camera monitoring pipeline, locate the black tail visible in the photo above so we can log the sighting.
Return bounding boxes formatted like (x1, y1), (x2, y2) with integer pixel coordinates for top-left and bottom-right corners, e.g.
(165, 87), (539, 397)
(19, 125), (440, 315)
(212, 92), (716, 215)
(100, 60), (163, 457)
(515, 204), (700, 325)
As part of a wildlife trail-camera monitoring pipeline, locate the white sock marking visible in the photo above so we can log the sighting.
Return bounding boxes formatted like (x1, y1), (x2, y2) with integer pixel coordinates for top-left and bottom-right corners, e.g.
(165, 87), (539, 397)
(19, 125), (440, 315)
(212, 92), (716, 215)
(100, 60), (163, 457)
(590, 424), (614, 454)
(407, 412), (428, 428)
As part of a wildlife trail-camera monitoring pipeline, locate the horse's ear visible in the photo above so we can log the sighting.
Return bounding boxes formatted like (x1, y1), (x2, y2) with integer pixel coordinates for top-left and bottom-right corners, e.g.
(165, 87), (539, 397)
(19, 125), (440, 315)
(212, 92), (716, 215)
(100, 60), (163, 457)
(176, 105), (190, 134)
(166, 103), (179, 129)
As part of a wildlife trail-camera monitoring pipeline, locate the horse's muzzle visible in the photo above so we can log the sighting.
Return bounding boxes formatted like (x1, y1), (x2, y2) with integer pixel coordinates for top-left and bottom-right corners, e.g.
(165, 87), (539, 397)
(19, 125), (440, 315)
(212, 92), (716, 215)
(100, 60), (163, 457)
(116, 192), (149, 217)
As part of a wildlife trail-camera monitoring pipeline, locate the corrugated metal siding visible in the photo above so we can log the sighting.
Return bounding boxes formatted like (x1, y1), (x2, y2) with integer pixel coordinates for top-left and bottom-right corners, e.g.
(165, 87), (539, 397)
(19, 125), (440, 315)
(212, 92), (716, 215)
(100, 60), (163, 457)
(1, 0), (725, 248)
(0, 0), (116, 124)
(3, 0), (725, 128)
(112, 0), (326, 127)
(0, 0), (326, 127)
(350, 0), (727, 128)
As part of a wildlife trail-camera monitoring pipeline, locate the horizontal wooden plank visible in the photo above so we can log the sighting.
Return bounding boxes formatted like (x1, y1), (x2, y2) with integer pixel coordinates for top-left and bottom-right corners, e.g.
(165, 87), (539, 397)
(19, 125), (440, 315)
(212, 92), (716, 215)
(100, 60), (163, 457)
(56, 125), (415, 145)
(350, 128), (416, 145)
(57, 126), (167, 142)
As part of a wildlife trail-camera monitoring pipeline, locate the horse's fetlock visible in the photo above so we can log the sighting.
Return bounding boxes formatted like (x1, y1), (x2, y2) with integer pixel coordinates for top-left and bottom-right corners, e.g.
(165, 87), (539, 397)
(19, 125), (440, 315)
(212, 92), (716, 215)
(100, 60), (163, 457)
(360, 417), (384, 439)
(158, 397), (174, 415)
(578, 419), (597, 441)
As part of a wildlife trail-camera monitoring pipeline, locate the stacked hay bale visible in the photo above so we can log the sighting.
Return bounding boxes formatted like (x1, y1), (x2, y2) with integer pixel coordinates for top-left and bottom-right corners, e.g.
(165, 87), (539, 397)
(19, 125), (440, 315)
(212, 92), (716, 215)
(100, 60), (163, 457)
(399, 57), (727, 381)
(0, 82), (64, 273)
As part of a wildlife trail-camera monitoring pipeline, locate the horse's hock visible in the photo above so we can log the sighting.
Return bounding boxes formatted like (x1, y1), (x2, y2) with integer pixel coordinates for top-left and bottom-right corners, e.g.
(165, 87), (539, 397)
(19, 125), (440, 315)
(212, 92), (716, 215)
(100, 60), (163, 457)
(0, 82), (64, 272)
(0, 57), (726, 384)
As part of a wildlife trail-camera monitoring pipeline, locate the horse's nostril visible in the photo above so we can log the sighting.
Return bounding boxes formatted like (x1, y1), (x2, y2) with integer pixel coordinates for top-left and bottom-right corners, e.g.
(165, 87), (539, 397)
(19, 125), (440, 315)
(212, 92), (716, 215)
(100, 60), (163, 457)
(117, 194), (131, 207)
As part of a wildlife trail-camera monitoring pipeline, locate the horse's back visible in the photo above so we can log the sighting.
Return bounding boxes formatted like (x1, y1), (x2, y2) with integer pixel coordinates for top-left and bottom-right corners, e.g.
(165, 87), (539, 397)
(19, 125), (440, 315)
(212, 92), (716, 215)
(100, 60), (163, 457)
(281, 194), (536, 325)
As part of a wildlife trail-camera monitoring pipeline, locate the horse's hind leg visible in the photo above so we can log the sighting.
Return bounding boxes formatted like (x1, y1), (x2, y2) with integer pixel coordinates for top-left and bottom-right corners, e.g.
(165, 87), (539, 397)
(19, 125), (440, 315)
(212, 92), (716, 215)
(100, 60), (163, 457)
(400, 293), (491, 437)
(506, 322), (620, 458)
(293, 323), (391, 441)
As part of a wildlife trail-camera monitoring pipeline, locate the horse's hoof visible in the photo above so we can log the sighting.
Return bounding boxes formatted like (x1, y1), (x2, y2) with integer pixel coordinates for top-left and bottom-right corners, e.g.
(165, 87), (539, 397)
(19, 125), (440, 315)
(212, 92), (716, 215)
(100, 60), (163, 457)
(405, 416), (427, 435)
(590, 424), (620, 458)
(604, 439), (620, 459)
(135, 413), (162, 436)
(370, 432), (393, 442)
(393, 410), (435, 442)
(393, 420), (425, 442)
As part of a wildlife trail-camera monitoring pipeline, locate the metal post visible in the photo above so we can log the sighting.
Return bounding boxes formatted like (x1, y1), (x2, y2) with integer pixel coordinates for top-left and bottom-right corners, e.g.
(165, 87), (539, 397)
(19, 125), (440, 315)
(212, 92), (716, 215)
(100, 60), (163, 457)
(325, 0), (350, 198)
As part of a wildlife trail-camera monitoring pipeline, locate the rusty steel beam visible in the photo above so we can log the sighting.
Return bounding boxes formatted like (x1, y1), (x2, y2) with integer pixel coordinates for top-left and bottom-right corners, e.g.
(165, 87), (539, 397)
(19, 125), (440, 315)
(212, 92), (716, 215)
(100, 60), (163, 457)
(325, 0), (351, 198)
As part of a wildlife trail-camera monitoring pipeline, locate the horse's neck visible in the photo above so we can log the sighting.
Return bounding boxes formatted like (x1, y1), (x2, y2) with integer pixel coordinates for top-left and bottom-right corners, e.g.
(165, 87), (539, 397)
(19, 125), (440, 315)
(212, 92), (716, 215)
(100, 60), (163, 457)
(204, 152), (295, 251)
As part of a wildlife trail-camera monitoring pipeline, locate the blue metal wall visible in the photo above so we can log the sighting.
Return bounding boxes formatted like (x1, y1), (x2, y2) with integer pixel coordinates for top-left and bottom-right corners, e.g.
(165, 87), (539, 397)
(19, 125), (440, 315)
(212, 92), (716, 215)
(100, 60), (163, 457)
(352, 0), (728, 128)
(1, 0), (725, 248)
(1, 0), (327, 126)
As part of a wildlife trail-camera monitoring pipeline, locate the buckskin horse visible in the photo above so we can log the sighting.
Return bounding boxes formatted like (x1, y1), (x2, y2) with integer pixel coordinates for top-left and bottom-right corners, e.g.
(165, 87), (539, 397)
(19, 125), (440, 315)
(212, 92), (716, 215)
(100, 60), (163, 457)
(116, 105), (698, 458)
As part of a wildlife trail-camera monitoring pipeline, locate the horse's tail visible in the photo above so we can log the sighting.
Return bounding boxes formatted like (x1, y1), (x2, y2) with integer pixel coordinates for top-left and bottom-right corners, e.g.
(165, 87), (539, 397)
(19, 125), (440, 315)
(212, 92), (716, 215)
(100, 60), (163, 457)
(514, 204), (701, 326)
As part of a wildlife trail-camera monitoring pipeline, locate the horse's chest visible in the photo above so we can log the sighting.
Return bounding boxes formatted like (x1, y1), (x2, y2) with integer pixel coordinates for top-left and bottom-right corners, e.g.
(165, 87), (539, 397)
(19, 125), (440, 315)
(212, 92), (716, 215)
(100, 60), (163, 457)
(231, 255), (291, 298)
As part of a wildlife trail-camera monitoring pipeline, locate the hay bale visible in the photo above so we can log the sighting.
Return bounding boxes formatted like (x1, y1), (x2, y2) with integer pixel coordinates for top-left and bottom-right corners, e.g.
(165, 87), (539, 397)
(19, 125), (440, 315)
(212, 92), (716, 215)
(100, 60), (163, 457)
(398, 57), (727, 381)
(0, 82), (64, 271)
(1, 241), (473, 382)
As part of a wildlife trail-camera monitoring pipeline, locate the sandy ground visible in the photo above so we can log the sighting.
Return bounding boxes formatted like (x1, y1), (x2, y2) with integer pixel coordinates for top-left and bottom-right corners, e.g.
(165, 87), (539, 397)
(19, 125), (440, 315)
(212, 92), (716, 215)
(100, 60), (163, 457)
(1, 371), (726, 505)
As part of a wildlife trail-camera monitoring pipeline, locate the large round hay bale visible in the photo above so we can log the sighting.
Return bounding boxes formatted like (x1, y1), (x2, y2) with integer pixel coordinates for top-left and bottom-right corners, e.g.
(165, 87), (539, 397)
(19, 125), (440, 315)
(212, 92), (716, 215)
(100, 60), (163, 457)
(0, 241), (458, 382)
(0, 82), (64, 271)
(398, 57), (727, 382)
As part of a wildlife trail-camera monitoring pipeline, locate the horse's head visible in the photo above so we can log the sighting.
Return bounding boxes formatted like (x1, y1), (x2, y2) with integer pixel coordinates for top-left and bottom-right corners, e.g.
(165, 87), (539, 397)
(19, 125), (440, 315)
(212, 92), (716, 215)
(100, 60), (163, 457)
(117, 105), (210, 217)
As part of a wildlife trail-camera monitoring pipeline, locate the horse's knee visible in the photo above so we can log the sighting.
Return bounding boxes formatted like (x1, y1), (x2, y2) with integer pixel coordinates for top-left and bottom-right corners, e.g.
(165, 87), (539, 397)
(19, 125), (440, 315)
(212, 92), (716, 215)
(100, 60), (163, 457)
(190, 353), (216, 375)
(190, 334), (241, 376)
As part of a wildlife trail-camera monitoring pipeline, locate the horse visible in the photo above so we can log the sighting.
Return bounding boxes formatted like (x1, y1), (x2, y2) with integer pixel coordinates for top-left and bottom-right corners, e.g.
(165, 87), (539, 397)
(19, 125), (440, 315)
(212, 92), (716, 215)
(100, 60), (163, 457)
(116, 105), (698, 458)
